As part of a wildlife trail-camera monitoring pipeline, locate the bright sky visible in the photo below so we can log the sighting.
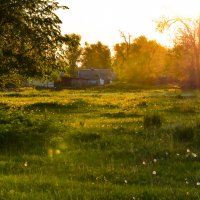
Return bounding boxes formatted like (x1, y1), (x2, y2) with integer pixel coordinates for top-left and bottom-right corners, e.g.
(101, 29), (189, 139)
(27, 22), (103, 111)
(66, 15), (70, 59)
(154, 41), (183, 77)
(57, 0), (200, 49)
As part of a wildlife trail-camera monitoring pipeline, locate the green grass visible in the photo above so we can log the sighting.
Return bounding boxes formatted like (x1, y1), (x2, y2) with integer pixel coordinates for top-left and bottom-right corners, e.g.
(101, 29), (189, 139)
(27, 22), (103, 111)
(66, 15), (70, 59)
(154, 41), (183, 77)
(0, 86), (200, 199)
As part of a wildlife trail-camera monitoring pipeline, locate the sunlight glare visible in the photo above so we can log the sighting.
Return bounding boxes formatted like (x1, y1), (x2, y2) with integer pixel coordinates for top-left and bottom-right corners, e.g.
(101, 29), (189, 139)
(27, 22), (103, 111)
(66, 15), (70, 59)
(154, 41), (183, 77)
(57, 0), (200, 48)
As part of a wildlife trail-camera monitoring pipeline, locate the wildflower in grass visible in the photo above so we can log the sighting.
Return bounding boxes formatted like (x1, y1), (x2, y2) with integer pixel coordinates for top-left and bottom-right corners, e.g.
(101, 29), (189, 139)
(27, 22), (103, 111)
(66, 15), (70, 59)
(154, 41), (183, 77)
(24, 162), (28, 167)
(192, 153), (197, 158)
(124, 179), (127, 184)
(55, 149), (61, 155)
(152, 171), (156, 175)
(9, 190), (15, 194)
(104, 176), (108, 182)
(165, 152), (169, 156)
(48, 149), (53, 157)
(197, 182), (200, 186)
(153, 158), (157, 163)
(176, 153), (180, 156)
(187, 149), (190, 153)
(142, 161), (146, 165)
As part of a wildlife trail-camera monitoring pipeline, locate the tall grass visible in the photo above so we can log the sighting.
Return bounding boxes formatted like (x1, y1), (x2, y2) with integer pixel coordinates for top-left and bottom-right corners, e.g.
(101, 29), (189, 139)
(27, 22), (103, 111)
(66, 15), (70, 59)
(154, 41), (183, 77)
(0, 87), (200, 199)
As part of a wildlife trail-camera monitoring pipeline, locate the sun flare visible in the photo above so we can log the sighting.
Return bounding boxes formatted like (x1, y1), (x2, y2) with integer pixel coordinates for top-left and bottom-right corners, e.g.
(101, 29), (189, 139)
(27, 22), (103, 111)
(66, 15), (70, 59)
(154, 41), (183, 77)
(58, 0), (200, 47)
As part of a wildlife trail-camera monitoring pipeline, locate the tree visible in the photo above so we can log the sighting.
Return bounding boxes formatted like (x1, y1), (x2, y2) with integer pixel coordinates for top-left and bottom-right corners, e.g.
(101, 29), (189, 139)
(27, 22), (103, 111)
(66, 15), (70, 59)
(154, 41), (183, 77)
(62, 34), (82, 77)
(0, 0), (68, 86)
(113, 35), (167, 84)
(81, 42), (112, 69)
(157, 17), (200, 88)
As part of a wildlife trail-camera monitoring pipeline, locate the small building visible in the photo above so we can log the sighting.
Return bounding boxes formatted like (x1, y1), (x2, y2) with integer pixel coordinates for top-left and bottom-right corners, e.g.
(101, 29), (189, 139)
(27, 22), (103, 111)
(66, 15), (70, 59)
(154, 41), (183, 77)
(78, 68), (115, 85)
(54, 77), (88, 89)
(28, 80), (55, 88)
(54, 69), (116, 89)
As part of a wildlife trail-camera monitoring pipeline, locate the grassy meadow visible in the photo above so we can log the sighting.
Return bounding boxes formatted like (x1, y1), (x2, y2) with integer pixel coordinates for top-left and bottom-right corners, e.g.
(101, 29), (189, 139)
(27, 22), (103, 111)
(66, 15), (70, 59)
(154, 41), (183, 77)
(1, 84), (200, 199)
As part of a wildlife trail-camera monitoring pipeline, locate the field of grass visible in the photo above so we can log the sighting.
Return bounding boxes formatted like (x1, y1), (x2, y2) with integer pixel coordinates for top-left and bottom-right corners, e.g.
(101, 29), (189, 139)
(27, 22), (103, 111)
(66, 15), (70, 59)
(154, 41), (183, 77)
(0, 85), (200, 199)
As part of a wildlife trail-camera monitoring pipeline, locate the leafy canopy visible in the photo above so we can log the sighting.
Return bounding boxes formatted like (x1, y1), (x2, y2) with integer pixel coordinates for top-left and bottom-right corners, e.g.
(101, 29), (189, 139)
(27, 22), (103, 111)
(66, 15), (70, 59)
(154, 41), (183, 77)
(81, 42), (112, 69)
(0, 0), (68, 85)
(157, 16), (200, 88)
(113, 35), (167, 84)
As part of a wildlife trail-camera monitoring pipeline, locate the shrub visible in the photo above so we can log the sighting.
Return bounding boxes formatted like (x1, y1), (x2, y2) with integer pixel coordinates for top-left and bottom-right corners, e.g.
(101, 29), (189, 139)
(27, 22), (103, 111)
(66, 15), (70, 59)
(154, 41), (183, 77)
(172, 125), (194, 142)
(71, 132), (101, 143)
(143, 113), (162, 129)
(0, 110), (62, 153)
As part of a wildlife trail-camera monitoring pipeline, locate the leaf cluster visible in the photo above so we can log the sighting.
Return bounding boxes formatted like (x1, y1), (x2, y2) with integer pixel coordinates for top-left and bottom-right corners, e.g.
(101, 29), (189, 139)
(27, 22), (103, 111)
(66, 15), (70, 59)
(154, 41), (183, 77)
(0, 0), (68, 81)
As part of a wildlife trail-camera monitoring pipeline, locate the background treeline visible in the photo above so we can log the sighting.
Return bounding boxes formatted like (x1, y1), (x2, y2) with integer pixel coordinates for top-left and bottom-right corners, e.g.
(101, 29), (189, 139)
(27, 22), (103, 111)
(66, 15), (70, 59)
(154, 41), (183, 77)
(61, 27), (200, 88)
(1, 0), (200, 88)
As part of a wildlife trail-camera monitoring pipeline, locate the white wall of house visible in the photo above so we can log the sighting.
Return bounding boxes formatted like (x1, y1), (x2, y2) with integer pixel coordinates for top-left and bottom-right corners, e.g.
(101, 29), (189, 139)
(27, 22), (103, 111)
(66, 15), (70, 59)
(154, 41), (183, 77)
(32, 81), (54, 88)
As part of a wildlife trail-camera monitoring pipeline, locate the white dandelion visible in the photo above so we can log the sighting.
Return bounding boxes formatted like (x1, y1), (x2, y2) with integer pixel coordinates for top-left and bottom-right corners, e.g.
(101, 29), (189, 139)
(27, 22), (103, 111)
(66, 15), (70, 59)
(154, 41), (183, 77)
(152, 171), (156, 175)
(192, 153), (197, 158)
(24, 162), (28, 167)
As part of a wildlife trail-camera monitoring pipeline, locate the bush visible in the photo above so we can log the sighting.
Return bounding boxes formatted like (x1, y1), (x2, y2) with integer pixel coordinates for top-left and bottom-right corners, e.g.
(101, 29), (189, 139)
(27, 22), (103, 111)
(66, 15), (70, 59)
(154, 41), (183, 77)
(172, 125), (194, 142)
(0, 110), (62, 153)
(143, 113), (162, 129)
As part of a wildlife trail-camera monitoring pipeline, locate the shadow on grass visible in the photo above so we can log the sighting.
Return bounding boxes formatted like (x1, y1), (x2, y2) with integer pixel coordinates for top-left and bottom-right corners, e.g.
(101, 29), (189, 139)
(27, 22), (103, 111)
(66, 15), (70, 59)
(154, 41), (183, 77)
(0, 103), (10, 110)
(2, 93), (51, 97)
(101, 112), (142, 118)
(69, 132), (114, 150)
(70, 132), (101, 143)
(24, 99), (90, 113)
(24, 100), (119, 113)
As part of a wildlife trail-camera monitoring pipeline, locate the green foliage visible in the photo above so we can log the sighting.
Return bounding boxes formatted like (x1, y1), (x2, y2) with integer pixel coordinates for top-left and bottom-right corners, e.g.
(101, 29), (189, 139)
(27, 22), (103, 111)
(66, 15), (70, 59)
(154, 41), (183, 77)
(71, 132), (101, 143)
(62, 34), (82, 77)
(0, 110), (62, 153)
(81, 42), (112, 69)
(0, 88), (200, 199)
(113, 35), (167, 84)
(172, 125), (194, 142)
(157, 17), (200, 88)
(144, 113), (163, 128)
(0, 0), (68, 81)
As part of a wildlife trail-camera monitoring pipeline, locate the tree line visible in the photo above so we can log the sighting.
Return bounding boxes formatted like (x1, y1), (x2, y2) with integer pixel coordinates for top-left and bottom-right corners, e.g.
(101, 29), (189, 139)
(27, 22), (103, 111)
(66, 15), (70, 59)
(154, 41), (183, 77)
(1, 0), (200, 88)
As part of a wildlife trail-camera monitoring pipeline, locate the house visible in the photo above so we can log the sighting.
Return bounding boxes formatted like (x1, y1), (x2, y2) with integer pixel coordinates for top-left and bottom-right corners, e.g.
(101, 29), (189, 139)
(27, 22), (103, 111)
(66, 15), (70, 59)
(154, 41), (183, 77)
(54, 77), (89, 89)
(77, 68), (115, 85)
(54, 69), (116, 89)
(24, 80), (55, 88)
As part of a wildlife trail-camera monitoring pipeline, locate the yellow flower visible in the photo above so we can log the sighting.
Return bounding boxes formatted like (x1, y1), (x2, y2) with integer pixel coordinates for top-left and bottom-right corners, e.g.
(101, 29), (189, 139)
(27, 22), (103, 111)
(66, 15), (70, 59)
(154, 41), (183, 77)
(55, 149), (61, 155)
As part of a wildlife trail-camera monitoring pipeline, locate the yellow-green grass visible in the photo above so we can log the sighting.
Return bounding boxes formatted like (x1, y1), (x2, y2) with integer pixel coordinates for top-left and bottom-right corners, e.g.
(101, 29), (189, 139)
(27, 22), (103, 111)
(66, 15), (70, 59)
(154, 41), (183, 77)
(0, 86), (200, 199)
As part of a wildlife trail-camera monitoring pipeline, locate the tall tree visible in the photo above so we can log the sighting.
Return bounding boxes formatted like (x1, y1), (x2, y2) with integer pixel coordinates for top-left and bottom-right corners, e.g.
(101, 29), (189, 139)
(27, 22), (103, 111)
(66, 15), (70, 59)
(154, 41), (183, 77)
(0, 0), (68, 86)
(81, 42), (112, 69)
(63, 34), (82, 77)
(113, 35), (167, 84)
(157, 17), (200, 88)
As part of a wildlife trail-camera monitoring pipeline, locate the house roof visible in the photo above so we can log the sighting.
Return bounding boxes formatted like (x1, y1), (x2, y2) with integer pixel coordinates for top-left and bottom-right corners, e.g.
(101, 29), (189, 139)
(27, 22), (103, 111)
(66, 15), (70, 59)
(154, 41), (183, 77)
(78, 69), (115, 80)
(78, 69), (99, 80)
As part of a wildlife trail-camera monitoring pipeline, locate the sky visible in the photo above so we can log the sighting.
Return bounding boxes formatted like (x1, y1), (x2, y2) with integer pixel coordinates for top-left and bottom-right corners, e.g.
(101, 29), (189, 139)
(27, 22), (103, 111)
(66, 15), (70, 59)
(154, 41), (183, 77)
(56, 0), (200, 49)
